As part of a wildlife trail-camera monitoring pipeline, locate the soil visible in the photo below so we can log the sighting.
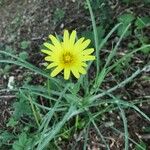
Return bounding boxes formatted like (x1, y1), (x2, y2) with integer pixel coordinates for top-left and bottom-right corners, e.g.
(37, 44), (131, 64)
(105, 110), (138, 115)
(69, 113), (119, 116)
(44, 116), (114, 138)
(0, 0), (150, 149)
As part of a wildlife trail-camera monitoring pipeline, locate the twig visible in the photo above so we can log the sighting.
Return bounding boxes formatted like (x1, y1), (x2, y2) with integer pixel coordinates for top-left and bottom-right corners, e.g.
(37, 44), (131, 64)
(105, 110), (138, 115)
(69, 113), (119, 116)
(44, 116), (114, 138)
(141, 134), (150, 139)
(0, 95), (16, 99)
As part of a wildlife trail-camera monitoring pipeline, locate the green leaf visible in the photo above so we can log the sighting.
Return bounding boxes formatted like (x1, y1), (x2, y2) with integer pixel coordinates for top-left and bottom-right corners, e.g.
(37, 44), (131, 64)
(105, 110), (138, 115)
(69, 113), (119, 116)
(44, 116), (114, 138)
(13, 101), (32, 119)
(4, 65), (11, 73)
(53, 8), (65, 23)
(7, 117), (18, 127)
(121, 0), (131, 3)
(0, 131), (14, 144)
(118, 13), (135, 24)
(13, 133), (32, 150)
(140, 45), (150, 54)
(0, 65), (11, 76)
(114, 63), (123, 73)
(135, 16), (150, 29)
(143, 0), (150, 4)
(117, 14), (134, 37)
(143, 126), (150, 132)
(13, 92), (35, 120)
(81, 25), (105, 47)
(128, 40), (138, 49)
(20, 41), (30, 50)
(117, 24), (131, 37)
(135, 140), (147, 150)
(13, 92), (32, 119)
(19, 51), (29, 60)
(114, 55), (132, 74)
(5, 45), (13, 53)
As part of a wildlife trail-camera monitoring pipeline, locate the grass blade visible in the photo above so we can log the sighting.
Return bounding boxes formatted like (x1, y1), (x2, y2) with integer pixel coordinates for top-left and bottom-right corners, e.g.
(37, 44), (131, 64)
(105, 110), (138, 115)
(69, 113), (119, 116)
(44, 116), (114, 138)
(86, 0), (99, 72)
(37, 105), (77, 150)
(118, 105), (129, 150)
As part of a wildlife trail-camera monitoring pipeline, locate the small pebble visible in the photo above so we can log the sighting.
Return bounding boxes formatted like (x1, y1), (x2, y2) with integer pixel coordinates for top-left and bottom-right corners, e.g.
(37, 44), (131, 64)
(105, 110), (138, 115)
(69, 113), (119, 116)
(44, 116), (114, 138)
(7, 76), (15, 90)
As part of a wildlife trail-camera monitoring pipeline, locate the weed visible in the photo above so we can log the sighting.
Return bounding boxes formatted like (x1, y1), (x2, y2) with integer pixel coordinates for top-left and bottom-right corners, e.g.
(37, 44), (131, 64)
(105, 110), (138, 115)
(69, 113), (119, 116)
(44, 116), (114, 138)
(0, 0), (150, 149)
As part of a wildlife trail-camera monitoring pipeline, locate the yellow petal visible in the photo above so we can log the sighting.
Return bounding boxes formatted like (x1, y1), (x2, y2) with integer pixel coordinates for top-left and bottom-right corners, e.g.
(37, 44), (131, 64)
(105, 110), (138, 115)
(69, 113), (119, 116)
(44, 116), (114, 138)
(78, 39), (91, 51)
(71, 67), (80, 79)
(46, 63), (57, 69)
(74, 37), (85, 49)
(81, 63), (88, 67)
(45, 55), (59, 62)
(82, 55), (95, 61)
(45, 56), (52, 61)
(41, 49), (52, 55)
(64, 68), (70, 80)
(49, 35), (62, 49)
(82, 48), (94, 55)
(63, 30), (69, 43)
(78, 67), (86, 74)
(50, 66), (63, 77)
(70, 30), (76, 45)
(63, 30), (70, 50)
(43, 43), (57, 51)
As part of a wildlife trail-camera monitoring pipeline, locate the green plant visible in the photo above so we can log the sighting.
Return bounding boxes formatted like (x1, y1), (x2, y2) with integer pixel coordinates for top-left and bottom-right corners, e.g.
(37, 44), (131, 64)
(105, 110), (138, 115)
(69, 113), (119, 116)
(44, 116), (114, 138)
(117, 13), (135, 37)
(53, 8), (65, 24)
(134, 16), (150, 54)
(20, 41), (31, 50)
(121, 0), (150, 4)
(19, 51), (29, 60)
(135, 140), (147, 150)
(0, 0), (150, 149)
(12, 133), (33, 150)
(0, 64), (11, 76)
(0, 131), (14, 148)
(83, 0), (113, 25)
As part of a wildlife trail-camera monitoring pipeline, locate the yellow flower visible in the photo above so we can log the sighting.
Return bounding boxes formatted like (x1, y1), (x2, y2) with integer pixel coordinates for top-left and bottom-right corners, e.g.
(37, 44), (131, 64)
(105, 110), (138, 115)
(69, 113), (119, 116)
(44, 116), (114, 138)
(41, 30), (95, 80)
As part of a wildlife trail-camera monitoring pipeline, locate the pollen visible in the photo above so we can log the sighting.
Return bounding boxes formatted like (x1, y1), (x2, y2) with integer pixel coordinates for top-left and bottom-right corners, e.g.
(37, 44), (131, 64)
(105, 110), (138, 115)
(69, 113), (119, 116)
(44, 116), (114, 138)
(63, 53), (73, 64)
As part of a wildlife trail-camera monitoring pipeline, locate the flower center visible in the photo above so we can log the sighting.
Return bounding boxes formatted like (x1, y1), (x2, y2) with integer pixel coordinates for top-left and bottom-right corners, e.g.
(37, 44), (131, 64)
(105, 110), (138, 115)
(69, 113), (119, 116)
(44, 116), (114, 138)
(63, 53), (73, 64)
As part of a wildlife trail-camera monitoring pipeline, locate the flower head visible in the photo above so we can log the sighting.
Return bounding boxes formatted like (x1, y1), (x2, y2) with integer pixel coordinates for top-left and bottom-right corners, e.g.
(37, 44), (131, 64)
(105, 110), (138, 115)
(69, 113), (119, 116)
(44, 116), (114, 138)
(41, 30), (95, 80)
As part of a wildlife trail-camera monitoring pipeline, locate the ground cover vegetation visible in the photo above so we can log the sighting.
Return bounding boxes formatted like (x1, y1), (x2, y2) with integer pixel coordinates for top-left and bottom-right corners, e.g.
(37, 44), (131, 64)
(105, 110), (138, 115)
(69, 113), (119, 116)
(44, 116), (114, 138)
(0, 0), (150, 149)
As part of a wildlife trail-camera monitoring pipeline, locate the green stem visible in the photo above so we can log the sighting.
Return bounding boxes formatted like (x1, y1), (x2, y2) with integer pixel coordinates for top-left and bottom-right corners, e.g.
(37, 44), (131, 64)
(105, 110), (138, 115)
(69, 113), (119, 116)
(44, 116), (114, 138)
(28, 95), (40, 127)
(86, 0), (99, 73)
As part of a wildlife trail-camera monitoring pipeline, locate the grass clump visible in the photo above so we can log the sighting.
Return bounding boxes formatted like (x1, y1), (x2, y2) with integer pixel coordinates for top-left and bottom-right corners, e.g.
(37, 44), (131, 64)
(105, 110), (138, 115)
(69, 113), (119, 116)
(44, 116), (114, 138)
(0, 0), (150, 150)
